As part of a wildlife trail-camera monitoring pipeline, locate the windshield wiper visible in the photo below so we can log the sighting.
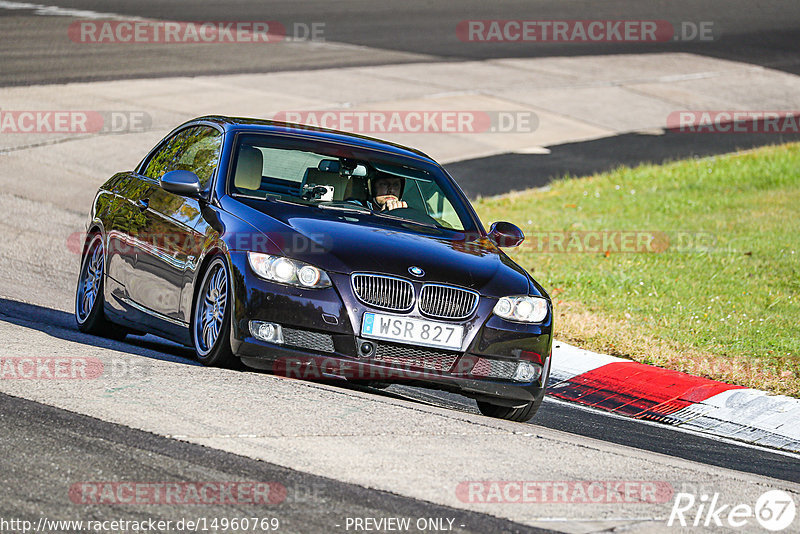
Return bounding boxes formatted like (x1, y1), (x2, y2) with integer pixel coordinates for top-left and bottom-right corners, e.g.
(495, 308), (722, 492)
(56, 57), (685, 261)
(372, 210), (440, 228)
(233, 193), (308, 207)
(317, 201), (372, 214)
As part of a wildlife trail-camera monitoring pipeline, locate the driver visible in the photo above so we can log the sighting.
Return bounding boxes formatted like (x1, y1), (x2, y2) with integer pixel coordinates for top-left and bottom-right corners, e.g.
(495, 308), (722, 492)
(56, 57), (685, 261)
(368, 173), (408, 211)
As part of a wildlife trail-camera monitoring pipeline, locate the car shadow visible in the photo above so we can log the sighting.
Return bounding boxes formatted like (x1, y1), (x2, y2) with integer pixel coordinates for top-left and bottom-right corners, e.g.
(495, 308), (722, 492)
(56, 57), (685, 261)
(0, 297), (436, 406)
(0, 297), (198, 366)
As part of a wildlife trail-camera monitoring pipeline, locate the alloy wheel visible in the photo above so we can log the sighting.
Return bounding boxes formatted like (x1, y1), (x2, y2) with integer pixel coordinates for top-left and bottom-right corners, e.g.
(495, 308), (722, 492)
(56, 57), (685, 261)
(195, 263), (228, 355)
(76, 238), (103, 323)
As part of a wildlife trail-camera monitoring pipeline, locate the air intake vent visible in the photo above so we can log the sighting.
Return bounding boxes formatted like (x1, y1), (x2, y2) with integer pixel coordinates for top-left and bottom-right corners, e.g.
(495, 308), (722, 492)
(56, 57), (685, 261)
(351, 274), (414, 312)
(373, 343), (459, 372)
(419, 284), (479, 319)
(282, 327), (335, 353)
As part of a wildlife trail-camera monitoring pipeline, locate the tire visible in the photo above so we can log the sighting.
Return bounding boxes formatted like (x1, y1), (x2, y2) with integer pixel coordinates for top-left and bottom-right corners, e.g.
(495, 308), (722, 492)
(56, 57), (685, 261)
(75, 233), (127, 341)
(192, 256), (239, 368)
(477, 388), (546, 422)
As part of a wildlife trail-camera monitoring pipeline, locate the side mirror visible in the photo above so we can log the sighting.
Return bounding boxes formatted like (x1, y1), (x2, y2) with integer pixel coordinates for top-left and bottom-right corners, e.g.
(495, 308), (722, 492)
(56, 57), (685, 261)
(160, 170), (201, 198)
(488, 221), (525, 248)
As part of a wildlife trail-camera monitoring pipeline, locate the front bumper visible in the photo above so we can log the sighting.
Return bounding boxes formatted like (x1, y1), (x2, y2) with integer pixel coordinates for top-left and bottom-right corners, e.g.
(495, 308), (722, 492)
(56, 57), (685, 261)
(228, 252), (552, 405)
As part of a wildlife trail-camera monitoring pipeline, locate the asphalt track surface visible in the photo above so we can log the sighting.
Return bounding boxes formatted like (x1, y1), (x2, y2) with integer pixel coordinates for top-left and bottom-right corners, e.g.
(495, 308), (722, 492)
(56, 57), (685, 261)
(1, 298), (798, 488)
(2, 0), (800, 85)
(0, 392), (545, 534)
(2, 1), (800, 530)
(447, 127), (800, 198)
(4, 1), (800, 196)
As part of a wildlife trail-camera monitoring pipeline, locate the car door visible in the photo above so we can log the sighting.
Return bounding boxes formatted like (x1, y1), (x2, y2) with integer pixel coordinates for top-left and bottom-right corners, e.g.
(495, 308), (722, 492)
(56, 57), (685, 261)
(104, 174), (152, 305)
(126, 125), (223, 324)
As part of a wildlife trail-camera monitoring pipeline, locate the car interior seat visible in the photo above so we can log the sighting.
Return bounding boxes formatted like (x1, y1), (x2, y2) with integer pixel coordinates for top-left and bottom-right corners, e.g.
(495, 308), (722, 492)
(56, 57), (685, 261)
(343, 175), (369, 203)
(234, 146), (264, 191)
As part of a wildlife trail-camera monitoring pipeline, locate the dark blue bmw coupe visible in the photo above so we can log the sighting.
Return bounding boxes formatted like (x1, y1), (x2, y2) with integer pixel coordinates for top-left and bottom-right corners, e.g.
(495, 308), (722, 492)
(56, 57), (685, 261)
(75, 116), (552, 421)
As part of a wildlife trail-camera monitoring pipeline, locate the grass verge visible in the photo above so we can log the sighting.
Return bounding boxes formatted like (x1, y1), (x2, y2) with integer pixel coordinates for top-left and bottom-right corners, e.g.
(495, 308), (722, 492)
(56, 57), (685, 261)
(474, 142), (800, 396)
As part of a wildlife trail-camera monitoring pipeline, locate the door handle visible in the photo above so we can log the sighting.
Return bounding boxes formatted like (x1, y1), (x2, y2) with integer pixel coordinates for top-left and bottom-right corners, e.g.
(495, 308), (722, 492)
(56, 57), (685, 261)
(136, 198), (149, 211)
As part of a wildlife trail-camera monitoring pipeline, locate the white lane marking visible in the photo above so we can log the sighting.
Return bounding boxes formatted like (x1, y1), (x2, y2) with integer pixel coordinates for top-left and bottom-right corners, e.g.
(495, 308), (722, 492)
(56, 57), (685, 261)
(672, 389), (800, 450)
(543, 396), (800, 460)
(547, 344), (800, 452)
(684, 389), (800, 436)
(0, 1), (141, 19)
(530, 517), (665, 522)
(169, 434), (260, 439)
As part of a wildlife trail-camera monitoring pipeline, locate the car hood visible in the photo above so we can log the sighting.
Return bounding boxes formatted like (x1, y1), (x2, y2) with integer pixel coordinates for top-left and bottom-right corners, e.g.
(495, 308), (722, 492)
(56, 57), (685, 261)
(229, 198), (534, 297)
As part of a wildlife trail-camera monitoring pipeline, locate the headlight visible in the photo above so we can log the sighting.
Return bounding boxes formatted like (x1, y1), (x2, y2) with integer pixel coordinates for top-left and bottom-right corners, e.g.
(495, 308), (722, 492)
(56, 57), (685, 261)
(493, 296), (548, 323)
(247, 252), (331, 288)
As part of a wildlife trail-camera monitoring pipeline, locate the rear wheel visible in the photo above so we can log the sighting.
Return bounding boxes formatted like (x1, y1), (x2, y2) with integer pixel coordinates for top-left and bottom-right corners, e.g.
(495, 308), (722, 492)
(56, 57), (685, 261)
(75, 233), (127, 340)
(192, 257), (239, 368)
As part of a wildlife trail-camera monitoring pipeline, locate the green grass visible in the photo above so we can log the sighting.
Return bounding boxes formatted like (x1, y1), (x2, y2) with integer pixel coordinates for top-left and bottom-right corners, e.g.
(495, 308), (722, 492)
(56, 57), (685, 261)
(473, 143), (800, 396)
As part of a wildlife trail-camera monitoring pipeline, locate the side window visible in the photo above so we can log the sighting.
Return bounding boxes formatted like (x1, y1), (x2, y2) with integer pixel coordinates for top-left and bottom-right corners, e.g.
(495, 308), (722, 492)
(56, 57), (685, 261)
(417, 180), (463, 230)
(143, 126), (222, 190)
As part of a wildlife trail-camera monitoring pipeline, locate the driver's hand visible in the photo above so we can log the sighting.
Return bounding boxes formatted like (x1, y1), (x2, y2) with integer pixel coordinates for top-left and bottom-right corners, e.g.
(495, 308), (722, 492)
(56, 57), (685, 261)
(384, 199), (408, 211)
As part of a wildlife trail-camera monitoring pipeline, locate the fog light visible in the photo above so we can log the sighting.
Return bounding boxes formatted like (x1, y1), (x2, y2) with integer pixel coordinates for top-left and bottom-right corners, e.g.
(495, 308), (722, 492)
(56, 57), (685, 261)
(512, 361), (542, 383)
(359, 341), (374, 358)
(250, 321), (284, 344)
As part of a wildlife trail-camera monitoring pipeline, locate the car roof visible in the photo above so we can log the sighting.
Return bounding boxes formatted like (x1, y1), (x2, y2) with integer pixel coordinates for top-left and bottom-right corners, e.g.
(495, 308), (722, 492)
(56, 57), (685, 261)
(190, 115), (436, 163)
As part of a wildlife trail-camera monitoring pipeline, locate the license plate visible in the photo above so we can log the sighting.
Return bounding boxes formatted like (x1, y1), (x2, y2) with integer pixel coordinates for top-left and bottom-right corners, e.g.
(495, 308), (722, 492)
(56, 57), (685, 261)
(361, 312), (463, 350)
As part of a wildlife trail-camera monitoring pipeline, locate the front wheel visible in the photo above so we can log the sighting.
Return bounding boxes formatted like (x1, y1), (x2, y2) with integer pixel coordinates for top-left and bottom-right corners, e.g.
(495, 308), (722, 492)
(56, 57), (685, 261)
(75, 233), (127, 340)
(192, 257), (239, 368)
(477, 389), (546, 422)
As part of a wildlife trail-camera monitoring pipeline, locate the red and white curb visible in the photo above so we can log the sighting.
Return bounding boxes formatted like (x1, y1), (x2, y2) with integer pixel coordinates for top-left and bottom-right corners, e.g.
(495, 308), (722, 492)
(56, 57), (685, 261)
(549, 342), (800, 453)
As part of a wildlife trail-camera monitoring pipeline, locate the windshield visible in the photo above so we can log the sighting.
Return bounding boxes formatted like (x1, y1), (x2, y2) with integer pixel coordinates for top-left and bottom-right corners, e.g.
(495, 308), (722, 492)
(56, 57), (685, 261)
(228, 136), (472, 231)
